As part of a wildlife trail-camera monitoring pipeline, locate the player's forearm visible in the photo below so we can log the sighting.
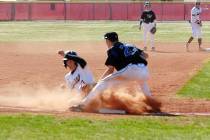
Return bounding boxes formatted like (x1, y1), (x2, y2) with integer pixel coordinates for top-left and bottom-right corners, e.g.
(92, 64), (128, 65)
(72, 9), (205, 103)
(202, 7), (209, 11)
(142, 52), (149, 59)
(154, 20), (157, 26)
(139, 20), (143, 30)
(100, 67), (114, 80)
(139, 19), (143, 26)
(81, 84), (93, 95)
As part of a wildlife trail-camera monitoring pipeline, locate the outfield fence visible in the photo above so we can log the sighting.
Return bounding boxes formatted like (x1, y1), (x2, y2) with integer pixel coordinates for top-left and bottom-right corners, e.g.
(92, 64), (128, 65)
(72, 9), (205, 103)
(0, 2), (209, 21)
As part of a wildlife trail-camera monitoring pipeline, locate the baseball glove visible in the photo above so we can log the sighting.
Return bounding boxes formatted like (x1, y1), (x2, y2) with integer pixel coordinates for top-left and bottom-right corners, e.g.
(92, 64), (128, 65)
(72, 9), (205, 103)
(196, 20), (202, 26)
(150, 27), (157, 34)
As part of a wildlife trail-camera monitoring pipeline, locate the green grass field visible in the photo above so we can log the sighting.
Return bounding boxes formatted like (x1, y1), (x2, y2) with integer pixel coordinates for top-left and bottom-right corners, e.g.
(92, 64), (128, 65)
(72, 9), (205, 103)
(0, 21), (209, 42)
(1, 21), (210, 139)
(178, 60), (210, 99)
(1, 114), (210, 140)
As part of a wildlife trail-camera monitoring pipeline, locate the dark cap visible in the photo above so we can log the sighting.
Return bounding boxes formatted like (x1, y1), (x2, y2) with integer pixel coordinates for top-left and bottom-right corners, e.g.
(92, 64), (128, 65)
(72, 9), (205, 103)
(195, 1), (201, 5)
(104, 32), (119, 42)
(63, 51), (87, 68)
(144, 1), (151, 6)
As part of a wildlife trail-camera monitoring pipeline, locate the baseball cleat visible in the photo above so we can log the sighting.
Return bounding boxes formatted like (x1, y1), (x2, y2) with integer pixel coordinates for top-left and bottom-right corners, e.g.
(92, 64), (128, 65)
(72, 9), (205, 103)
(69, 104), (84, 112)
(151, 47), (155, 51)
(143, 47), (147, 51)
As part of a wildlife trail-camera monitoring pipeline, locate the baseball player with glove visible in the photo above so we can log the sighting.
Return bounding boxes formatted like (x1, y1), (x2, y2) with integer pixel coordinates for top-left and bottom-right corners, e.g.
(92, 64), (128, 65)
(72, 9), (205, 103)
(139, 1), (157, 51)
(70, 32), (152, 112)
(186, 1), (209, 51)
(58, 50), (95, 97)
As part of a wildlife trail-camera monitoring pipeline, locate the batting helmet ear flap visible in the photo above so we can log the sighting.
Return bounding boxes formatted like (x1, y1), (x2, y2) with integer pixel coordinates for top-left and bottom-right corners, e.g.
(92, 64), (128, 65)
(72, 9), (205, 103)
(63, 51), (87, 69)
(63, 59), (68, 68)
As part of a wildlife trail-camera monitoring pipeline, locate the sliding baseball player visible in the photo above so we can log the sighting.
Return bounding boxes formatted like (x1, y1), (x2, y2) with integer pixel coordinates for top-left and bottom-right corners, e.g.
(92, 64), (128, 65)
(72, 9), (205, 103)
(58, 50), (95, 97)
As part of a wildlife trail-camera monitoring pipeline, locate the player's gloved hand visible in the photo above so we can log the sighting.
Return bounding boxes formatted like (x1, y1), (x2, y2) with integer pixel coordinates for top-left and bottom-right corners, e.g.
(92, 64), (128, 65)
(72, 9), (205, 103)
(150, 27), (157, 34)
(199, 21), (202, 27)
(196, 20), (202, 26)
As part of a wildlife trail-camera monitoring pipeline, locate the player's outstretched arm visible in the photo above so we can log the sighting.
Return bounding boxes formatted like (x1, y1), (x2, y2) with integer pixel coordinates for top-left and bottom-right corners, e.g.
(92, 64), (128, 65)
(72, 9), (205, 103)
(142, 52), (149, 59)
(154, 20), (157, 27)
(202, 6), (209, 11)
(100, 66), (114, 80)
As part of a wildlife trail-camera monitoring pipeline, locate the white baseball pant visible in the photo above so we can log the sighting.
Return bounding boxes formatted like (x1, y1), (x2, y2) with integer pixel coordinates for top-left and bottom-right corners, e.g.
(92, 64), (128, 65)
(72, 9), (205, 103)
(191, 23), (202, 38)
(142, 22), (155, 48)
(81, 63), (151, 106)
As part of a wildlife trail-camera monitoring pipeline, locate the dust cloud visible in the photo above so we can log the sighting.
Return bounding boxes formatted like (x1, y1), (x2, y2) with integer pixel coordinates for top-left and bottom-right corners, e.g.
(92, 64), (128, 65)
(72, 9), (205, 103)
(84, 82), (162, 114)
(0, 82), (161, 114)
(0, 83), (82, 112)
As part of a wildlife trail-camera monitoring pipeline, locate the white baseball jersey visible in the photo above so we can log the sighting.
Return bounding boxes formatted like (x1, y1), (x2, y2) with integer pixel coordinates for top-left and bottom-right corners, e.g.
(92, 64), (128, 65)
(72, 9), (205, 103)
(65, 65), (95, 94)
(191, 7), (202, 23)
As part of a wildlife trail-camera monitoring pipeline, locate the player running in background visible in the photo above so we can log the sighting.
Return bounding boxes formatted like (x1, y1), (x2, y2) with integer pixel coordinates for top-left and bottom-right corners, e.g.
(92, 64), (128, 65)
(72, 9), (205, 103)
(186, 1), (209, 51)
(139, 1), (157, 51)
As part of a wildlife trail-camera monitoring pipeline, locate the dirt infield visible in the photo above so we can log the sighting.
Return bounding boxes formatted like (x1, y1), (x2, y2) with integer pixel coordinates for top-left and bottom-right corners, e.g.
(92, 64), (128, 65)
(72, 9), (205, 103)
(0, 41), (210, 116)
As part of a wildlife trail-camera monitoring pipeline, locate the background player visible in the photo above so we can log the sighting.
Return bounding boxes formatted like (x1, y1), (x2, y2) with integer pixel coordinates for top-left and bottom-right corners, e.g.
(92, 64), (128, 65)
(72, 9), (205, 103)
(58, 50), (95, 97)
(186, 1), (209, 51)
(139, 1), (157, 51)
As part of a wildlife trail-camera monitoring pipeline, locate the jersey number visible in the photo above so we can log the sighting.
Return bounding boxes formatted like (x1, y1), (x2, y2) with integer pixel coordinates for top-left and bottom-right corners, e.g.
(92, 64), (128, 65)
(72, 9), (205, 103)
(121, 45), (138, 57)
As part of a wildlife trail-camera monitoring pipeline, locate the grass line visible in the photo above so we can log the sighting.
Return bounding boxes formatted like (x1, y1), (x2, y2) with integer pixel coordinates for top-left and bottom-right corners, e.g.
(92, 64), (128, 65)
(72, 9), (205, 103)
(0, 21), (209, 42)
(177, 60), (210, 99)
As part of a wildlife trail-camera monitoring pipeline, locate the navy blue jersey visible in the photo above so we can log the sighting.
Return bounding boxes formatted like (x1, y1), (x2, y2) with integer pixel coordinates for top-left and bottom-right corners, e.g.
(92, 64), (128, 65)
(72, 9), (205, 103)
(105, 42), (147, 71)
(141, 10), (156, 23)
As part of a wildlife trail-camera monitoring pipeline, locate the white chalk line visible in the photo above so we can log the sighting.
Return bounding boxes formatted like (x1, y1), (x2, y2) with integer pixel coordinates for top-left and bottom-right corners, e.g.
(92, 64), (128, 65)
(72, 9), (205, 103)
(1, 106), (210, 116)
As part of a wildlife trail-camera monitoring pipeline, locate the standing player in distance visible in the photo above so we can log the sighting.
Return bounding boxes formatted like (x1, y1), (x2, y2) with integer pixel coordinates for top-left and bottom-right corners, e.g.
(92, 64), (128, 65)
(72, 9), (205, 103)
(139, 1), (157, 51)
(58, 50), (95, 97)
(71, 32), (152, 111)
(186, 1), (209, 51)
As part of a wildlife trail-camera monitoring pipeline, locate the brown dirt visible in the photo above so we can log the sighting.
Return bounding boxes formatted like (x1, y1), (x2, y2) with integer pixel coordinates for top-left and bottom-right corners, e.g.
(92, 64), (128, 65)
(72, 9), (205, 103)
(0, 41), (210, 117)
